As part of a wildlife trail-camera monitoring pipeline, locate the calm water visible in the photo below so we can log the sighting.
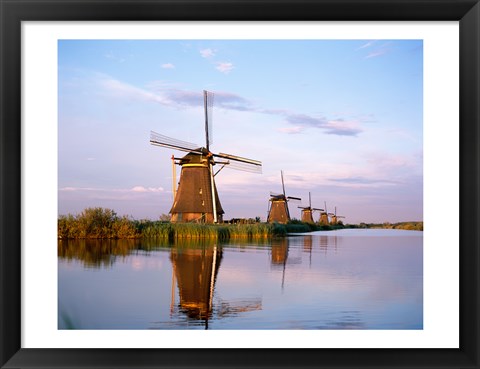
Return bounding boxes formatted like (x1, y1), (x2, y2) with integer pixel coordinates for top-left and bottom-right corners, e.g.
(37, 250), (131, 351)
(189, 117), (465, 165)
(58, 229), (423, 330)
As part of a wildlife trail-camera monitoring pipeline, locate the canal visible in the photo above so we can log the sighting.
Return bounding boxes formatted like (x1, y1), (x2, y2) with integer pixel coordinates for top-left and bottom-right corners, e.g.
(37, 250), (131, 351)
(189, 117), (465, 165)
(58, 229), (423, 330)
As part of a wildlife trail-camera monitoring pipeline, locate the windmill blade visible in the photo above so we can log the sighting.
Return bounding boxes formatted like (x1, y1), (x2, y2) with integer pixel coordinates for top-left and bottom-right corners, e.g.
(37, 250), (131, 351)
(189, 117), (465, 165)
(287, 196), (301, 204)
(337, 216), (346, 219)
(150, 131), (202, 154)
(309, 192), (312, 208)
(270, 191), (283, 197)
(281, 170), (286, 198)
(312, 208), (324, 212)
(204, 90), (214, 150)
(214, 152), (262, 167)
(219, 160), (262, 174)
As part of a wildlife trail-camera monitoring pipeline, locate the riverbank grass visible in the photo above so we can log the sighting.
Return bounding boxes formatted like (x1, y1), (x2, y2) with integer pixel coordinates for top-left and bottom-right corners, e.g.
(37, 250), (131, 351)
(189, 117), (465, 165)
(58, 207), (344, 240)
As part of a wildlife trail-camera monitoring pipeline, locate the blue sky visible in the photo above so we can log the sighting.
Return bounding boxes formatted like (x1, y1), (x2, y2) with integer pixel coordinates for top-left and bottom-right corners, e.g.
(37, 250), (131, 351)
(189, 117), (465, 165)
(58, 39), (423, 223)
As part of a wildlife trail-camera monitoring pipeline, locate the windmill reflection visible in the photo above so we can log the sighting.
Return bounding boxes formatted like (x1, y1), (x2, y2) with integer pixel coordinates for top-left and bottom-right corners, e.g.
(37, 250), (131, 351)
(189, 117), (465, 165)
(303, 235), (313, 266)
(319, 236), (329, 253)
(270, 238), (301, 290)
(169, 240), (261, 329)
(170, 241), (221, 327)
(271, 238), (289, 266)
(320, 235), (338, 253)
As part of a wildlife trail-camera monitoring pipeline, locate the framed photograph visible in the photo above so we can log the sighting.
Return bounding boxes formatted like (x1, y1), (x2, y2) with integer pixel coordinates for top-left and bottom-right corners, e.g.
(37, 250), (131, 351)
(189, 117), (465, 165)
(1, 0), (479, 368)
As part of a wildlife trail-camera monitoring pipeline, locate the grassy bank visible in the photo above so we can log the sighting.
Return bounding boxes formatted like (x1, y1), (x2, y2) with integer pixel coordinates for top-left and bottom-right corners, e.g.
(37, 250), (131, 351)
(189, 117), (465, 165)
(60, 207), (424, 241)
(139, 221), (285, 240)
(58, 207), (332, 240)
(346, 221), (423, 231)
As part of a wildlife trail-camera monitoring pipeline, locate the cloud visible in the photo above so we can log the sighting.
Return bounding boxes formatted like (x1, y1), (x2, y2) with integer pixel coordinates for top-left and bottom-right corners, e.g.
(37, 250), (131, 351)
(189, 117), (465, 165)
(215, 62), (234, 74)
(161, 63), (175, 69)
(364, 152), (417, 171)
(104, 52), (126, 63)
(198, 48), (235, 74)
(365, 49), (389, 59)
(97, 75), (365, 137)
(366, 43), (392, 59)
(323, 151), (422, 190)
(214, 92), (253, 111)
(284, 114), (362, 136)
(59, 186), (165, 193)
(261, 108), (291, 116)
(330, 177), (399, 186)
(131, 186), (164, 193)
(278, 126), (304, 134)
(357, 40), (377, 50)
(60, 187), (96, 192)
(324, 119), (363, 136)
(99, 77), (174, 105)
(357, 40), (392, 59)
(161, 89), (204, 107)
(286, 113), (328, 128)
(148, 87), (253, 111)
(200, 48), (215, 58)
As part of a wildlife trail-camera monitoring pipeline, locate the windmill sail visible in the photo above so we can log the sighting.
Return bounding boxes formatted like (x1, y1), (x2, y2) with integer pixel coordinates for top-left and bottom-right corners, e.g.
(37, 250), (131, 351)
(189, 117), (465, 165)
(150, 131), (202, 154)
(204, 90), (214, 150)
(215, 152), (261, 167)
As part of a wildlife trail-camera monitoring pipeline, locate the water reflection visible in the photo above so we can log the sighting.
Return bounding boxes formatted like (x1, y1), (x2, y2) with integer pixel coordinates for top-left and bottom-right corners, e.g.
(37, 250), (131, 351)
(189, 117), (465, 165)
(318, 235), (338, 254)
(58, 239), (140, 268)
(303, 235), (312, 252)
(168, 240), (262, 329)
(169, 241), (221, 327)
(58, 231), (423, 330)
(270, 238), (289, 265)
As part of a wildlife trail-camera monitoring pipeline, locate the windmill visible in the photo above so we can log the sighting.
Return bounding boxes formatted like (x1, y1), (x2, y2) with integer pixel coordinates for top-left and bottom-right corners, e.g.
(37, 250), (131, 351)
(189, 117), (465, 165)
(330, 206), (346, 225)
(150, 90), (262, 223)
(298, 192), (324, 224)
(267, 171), (301, 224)
(319, 201), (330, 225)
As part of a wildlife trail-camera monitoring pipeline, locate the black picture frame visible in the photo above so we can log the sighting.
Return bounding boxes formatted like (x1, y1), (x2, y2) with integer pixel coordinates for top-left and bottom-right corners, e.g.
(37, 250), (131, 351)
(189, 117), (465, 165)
(1, 0), (479, 368)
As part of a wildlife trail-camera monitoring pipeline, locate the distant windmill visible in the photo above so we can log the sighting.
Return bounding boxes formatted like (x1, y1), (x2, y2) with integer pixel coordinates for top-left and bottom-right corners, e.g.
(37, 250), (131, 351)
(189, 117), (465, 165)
(150, 90), (262, 223)
(298, 192), (324, 224)
(267, 171), (301, 224)
(319, 201), (330, 225)
(330, 206), (346, 225)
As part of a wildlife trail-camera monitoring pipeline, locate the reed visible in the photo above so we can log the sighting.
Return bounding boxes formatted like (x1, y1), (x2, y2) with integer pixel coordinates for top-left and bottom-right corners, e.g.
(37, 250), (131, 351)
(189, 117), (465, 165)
(58, 207), (331, 240)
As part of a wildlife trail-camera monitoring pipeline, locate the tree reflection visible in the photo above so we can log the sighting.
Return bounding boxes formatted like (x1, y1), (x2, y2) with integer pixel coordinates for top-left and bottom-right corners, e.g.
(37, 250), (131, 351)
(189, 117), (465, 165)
(57, 239), (140, 268)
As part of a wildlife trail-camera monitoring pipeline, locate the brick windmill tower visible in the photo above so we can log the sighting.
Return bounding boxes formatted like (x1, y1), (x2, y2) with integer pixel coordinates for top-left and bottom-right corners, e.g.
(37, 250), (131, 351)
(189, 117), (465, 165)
(298, 192), (324, 224)
(330, 206), (346, 225)
(267, 171), (301, 224)
(319, 201), (330, 225)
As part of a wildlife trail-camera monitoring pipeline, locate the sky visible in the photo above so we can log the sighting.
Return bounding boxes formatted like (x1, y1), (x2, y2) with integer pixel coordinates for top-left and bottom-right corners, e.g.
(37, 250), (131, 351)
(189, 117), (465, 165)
(58, 39), (423, 224)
